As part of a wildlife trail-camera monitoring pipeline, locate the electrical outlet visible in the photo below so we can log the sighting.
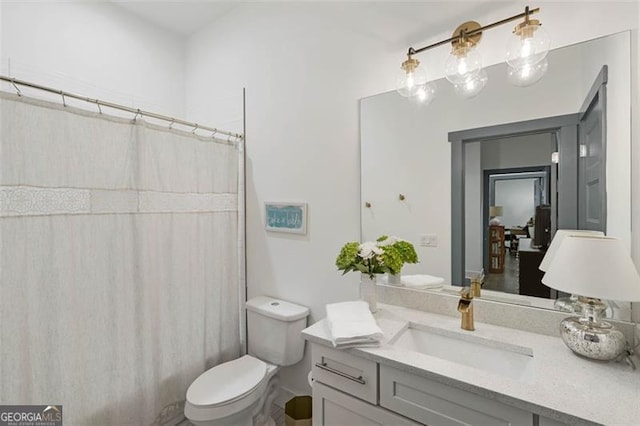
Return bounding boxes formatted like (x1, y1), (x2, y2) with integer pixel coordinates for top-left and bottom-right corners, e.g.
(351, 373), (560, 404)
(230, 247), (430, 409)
(420, 234), (438, 247)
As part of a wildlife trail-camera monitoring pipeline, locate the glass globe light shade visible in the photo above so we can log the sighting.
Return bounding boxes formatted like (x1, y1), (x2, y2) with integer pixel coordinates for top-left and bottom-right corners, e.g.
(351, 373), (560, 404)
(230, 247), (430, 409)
(396, 60), (428, 98)
(506, 22), (550, 69)
(444, 45), (482, 85)
(453, 68), (488, 99)
(410, 81), (437, 106)
(507, 57), (548, 87)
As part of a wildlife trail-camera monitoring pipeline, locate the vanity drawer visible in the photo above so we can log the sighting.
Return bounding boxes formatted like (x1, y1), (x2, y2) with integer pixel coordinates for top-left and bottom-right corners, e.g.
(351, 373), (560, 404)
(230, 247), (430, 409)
(311, 343), (378, 404)
(380, 365), (532, 426)
(313, 381), (420, 426)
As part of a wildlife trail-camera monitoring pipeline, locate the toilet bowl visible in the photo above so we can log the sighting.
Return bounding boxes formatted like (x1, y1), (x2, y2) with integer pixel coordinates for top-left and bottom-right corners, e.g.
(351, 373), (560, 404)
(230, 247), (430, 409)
(184, 355), (279, 426)
(184, 296), (309, 426)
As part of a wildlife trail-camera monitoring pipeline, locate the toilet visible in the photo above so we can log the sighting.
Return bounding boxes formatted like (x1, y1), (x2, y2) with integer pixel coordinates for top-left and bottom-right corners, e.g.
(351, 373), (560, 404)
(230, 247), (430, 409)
(184, 296), (310, 426)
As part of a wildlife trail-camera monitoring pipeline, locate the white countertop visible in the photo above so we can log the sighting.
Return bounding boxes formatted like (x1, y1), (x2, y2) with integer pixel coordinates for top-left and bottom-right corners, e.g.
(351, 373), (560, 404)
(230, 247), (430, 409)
(302, 303), (640, 425)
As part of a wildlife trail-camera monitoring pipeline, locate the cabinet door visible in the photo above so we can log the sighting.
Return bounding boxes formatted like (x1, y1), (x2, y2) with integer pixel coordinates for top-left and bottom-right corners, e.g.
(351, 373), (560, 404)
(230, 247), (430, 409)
(313, 382), (420, 426)
(380, 365), (532, 426)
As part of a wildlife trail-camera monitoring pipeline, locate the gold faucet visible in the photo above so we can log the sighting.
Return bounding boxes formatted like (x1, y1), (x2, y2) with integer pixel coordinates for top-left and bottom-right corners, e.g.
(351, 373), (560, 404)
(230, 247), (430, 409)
(470, 273), (484, 298)
(457, 287), (475, 331)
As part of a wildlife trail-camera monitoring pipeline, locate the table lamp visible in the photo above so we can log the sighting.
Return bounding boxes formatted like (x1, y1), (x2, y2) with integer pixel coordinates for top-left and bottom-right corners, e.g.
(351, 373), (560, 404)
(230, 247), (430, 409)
(539, 229), (605, 272)
(541, 235), (640, 360)
(489, 205), (503, 226)
(539, 229), (605, 313)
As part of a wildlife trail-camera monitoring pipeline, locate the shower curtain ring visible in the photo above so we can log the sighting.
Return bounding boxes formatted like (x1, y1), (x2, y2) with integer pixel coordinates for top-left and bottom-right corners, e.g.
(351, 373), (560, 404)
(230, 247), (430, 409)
(169, 118), (175, 129)
(60, 91), (66, 107)
(192, 124), (199, 134)
(10, 79), (22, 96)
(211, 129), (217, 138)
(95, 100), (102, 114)
(133, 109), (141, 121)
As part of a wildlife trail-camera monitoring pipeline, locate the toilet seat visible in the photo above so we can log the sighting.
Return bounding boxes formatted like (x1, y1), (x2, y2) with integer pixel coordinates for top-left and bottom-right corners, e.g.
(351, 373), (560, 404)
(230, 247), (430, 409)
(185, 356), (278, 425)
(187, 355), (267, 408)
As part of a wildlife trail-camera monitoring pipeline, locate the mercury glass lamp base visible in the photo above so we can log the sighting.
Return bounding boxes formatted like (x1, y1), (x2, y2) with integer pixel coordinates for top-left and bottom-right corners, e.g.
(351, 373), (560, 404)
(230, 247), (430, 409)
(560, 297), (627, 361)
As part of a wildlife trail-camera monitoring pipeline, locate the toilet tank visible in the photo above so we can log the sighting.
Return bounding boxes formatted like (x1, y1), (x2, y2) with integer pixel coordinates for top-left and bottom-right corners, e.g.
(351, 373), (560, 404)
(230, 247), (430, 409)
(246, 296), (310, 366)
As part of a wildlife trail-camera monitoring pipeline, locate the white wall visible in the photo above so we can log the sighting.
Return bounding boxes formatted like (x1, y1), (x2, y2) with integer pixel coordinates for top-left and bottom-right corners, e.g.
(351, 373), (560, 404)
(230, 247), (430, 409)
(495, 179), (537, 228)
(0, 1), (185, 116)
(185, 3), (398, 395)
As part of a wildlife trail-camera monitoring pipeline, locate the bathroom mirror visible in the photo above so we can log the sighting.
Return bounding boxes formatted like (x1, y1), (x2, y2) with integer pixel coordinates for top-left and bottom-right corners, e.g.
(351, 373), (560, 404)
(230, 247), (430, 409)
(360, 31), (632, 320)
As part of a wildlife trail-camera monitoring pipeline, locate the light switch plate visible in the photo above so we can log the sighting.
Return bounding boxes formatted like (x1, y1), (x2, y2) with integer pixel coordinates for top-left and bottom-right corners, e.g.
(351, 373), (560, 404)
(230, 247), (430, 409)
(420, 234), (438, 247)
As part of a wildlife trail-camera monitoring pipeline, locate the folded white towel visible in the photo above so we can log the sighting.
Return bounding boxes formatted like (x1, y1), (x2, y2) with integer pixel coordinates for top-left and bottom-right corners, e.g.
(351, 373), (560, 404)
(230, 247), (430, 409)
(326, 301), (383, 348)
(401, 274), (445, 289)
(329, 338), (381, 350)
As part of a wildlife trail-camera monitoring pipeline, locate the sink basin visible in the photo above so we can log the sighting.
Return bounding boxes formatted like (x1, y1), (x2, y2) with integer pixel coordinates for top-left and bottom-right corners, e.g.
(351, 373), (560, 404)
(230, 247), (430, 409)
(390, 323), (534, 382)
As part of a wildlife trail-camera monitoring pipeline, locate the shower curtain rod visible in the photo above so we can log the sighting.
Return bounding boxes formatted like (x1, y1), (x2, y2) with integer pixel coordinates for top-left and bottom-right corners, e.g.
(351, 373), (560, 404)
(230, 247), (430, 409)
(0, 75), (244, 141)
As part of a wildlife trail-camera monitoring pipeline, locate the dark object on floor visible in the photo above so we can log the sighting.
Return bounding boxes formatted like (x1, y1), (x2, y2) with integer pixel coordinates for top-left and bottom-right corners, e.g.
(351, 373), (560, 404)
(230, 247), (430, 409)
(285, 396), (312, 426)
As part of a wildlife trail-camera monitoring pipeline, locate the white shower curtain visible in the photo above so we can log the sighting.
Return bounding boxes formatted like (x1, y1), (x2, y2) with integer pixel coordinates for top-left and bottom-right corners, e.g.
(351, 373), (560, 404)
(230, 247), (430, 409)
(0, 92), (242, 425)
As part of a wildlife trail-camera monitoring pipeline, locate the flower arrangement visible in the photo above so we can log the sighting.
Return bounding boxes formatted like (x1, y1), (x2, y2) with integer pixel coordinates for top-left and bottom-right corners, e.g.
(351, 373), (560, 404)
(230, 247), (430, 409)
(335, 235), (419, 279)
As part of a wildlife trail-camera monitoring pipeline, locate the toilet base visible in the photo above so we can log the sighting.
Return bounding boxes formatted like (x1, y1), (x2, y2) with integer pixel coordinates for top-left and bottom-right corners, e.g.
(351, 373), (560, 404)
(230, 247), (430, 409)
(254, 414), (276, 426)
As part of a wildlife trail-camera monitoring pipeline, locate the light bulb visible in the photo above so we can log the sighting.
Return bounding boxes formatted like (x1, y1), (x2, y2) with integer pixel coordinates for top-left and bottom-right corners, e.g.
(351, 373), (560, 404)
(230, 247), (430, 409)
(453, 69), (488, 99)
(410, 81), (437, 106)
(506, 20), (550, 69)
(396, 56), (427, 98)
(445, 45), (482, 85)
(507, 57), (548, 87)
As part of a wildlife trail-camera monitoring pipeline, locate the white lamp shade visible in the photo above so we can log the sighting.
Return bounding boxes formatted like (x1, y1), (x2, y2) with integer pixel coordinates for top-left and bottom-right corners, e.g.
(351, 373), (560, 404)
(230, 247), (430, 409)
(539, 229), (604, 271)
(541, 236), (640, 301)
(489, 206), (503, 217)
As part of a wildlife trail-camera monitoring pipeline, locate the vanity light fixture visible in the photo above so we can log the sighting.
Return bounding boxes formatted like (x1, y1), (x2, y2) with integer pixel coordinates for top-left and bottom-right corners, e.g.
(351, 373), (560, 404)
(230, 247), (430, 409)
(396, 5), (549, 103)
(541, 235), (640, 361)
(444, 21), (484, 86)
(396, 53), (428, 98)
(505, 6), (551, 87)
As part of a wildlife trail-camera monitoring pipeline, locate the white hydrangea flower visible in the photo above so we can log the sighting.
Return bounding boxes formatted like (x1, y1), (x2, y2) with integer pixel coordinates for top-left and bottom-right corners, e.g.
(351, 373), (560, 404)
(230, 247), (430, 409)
(359, 241), (383, 259)
(377, 236), (398, 247)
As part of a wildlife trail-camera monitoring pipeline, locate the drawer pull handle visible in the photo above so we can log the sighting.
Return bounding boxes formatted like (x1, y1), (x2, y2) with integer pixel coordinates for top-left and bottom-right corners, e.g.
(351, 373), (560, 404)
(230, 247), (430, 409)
(315, 362), (366, 385)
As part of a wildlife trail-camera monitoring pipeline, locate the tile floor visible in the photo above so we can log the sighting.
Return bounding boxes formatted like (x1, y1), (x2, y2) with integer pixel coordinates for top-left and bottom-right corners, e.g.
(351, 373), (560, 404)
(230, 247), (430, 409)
(270, 404), (285, 426)
(177, 404), (285, 426)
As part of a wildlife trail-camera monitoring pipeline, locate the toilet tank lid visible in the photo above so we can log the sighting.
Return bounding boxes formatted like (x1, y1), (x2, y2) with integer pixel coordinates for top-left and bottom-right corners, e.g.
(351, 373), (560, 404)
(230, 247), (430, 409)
(246, 296), (309, 321)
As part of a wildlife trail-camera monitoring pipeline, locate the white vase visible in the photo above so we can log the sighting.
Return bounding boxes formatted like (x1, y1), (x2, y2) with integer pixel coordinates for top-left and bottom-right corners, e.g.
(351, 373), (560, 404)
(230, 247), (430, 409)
(360, 274), (378, 313)
(388, 271), (402, 286)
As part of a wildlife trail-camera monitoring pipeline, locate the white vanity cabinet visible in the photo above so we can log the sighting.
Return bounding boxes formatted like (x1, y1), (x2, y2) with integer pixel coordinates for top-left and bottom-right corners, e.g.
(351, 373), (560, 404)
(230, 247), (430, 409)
(313, 382), (419, 426)
(303, 307), (639, 425)
(379, 365), (532, 426)
(310, 343), (541, 426)
(311, 344), (419, 426)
